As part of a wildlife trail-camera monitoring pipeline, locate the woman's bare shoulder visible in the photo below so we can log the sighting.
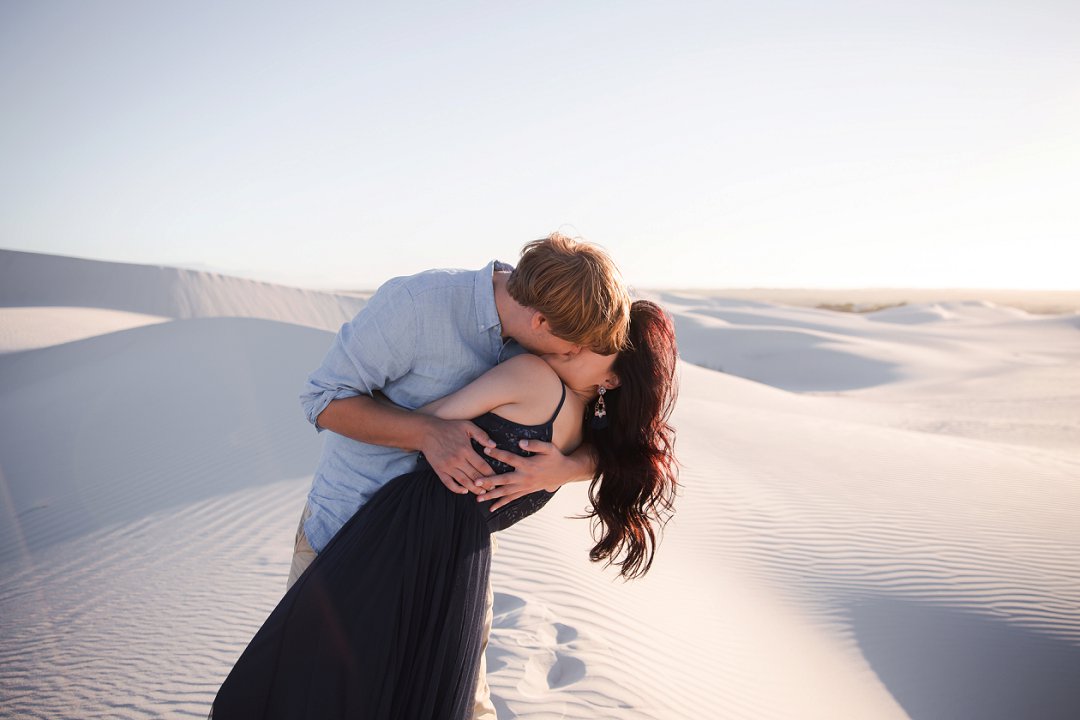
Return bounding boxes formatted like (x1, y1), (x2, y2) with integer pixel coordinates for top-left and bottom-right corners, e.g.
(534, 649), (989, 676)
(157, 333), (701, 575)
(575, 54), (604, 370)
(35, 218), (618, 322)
(490, 353), (565, 424)
(498, 352), (559, 382)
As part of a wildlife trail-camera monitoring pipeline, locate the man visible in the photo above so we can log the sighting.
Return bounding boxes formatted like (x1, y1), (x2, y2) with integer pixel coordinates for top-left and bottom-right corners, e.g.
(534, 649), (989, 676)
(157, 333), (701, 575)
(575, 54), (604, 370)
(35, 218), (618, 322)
(294, 232), (630, 719)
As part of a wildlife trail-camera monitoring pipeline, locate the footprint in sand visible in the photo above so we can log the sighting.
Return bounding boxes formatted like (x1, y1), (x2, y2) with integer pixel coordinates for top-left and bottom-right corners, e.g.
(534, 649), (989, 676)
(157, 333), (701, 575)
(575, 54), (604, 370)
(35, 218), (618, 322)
(546, 652), (586, 688)
(552, 621), (577, 644)
(488, 592), (587, 695)
(492, 591), (527, 623)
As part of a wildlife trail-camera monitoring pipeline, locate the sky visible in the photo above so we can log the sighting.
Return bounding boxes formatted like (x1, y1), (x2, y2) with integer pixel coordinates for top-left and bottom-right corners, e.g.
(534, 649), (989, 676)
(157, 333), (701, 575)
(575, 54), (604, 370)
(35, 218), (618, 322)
(1, 0), (1078, 291)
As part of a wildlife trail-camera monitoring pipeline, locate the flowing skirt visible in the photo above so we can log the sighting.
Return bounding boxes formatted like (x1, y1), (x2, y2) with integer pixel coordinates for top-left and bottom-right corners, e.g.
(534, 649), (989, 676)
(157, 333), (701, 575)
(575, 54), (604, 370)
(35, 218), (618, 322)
(211, 461), (491, 719)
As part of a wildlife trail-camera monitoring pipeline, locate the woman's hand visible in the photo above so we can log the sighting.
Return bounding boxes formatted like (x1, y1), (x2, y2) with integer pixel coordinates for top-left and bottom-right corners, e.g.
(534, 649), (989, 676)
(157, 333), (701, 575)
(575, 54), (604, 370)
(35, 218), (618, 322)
(478, 439), (588, 511)
(418, 417), (497, 496)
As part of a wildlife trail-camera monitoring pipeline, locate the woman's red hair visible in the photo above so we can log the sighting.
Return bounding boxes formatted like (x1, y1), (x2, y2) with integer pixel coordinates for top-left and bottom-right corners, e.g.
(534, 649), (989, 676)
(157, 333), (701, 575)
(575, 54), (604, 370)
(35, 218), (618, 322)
(576, 300), (679, 580)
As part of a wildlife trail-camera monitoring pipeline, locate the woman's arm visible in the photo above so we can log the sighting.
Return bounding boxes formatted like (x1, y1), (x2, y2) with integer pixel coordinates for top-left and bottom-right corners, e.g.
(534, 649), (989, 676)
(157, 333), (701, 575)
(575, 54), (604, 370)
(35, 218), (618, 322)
(415, 354), (563, 425)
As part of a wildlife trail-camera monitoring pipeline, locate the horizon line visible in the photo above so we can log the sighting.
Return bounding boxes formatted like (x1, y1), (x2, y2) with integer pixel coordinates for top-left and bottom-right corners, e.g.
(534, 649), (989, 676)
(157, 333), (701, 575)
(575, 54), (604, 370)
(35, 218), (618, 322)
(3, 247), (1078, 295)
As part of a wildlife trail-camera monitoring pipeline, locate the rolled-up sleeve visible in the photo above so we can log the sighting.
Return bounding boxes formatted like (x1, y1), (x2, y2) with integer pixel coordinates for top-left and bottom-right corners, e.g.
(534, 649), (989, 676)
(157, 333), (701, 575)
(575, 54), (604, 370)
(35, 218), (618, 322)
(300, 278), (417, 431)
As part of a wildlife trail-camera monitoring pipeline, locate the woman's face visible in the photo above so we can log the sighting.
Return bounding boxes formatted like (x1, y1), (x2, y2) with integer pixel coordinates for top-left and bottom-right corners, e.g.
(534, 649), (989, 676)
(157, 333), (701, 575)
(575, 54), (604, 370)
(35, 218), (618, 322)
(541, 349), (620, 394)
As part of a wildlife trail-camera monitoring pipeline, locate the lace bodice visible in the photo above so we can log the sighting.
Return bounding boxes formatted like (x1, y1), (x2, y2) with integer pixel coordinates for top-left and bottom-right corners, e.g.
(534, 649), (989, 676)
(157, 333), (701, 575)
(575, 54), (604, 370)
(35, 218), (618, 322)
(468, 407), (562, 533)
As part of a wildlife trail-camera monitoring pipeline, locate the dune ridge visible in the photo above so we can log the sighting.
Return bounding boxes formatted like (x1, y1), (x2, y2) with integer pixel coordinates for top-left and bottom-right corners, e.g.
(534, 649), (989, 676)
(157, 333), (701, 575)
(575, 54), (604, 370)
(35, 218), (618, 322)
(0, 250), (363, 332)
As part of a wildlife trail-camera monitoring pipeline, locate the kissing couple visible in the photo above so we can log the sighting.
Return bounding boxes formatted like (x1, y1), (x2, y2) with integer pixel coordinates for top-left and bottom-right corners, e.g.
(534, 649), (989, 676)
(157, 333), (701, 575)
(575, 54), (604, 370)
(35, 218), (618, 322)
(211, 233), (679, 719)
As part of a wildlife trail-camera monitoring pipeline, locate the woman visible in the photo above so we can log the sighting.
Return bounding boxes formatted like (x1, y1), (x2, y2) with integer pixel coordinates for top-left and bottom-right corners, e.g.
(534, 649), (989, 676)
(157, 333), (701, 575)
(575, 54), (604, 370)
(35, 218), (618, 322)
(210, 300), (679, 719)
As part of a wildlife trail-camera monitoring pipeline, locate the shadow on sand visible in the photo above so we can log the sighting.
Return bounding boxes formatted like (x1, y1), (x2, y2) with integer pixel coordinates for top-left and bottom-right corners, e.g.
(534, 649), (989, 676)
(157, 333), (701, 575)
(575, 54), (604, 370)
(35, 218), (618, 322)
(847, 594), (1080, 720)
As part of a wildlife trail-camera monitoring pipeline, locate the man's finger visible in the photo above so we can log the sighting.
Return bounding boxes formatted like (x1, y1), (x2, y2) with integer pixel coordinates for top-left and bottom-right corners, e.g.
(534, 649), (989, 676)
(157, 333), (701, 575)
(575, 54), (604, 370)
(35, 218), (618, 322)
(437, 469), (471, 495)
(466, 424), (496, 449)
(454, 467), (488, 493)
(463, 450), (496, 479)
(453, 463), (482, 484)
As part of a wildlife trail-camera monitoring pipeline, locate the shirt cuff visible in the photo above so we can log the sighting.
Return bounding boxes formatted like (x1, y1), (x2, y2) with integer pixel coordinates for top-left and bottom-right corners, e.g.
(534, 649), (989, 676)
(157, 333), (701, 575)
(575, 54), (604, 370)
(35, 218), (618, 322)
(302, 388), (361, 433)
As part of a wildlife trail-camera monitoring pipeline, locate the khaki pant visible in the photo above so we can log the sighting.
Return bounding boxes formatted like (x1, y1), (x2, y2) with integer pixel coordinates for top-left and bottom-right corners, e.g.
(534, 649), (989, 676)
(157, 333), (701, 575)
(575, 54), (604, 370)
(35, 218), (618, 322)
(287, 503), (498, 720)
(286, 503), (317, 590)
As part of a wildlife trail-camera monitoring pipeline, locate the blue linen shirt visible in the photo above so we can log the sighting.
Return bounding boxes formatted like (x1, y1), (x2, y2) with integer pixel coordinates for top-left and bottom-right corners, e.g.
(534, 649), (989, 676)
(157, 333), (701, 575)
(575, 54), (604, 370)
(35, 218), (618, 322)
(299, 260), (524, 553)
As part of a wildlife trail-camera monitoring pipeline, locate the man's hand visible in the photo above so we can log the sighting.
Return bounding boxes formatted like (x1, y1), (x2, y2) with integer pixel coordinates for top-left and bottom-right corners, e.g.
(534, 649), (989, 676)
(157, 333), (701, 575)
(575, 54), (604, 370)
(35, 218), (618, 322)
(419, 417), (497, 496)
(477, 439), (589, 511)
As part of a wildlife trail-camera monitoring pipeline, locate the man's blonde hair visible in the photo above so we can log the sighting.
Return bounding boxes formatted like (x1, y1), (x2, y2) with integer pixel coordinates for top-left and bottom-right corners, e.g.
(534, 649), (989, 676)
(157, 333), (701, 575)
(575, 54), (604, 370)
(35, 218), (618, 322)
(507, 232), (631, 355)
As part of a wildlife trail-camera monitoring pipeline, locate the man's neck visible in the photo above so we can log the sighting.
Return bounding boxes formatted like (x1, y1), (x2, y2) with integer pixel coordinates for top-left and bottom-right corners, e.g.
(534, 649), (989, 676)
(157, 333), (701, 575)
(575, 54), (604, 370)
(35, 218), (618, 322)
(492, 270), (521, 339)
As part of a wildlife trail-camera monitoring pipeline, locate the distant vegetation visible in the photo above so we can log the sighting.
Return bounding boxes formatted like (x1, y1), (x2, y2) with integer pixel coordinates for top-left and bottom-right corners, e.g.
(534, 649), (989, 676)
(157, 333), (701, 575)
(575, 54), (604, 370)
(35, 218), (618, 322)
(816, 301), (908, 313)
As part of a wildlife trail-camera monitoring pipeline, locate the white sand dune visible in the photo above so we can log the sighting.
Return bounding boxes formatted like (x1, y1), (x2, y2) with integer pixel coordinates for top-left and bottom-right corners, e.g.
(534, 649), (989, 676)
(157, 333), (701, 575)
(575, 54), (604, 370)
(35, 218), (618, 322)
(1, 251), (1079, 719)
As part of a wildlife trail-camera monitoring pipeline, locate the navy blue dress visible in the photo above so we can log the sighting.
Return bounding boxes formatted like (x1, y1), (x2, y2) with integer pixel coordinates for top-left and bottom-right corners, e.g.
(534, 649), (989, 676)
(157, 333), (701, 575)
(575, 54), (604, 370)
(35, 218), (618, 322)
(210, 386), (566, 719)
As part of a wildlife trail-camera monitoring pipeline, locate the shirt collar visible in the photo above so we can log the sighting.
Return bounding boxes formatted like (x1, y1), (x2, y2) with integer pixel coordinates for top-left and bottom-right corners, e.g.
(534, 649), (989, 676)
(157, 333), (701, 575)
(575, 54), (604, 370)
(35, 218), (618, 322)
(474, 259), (514, 333)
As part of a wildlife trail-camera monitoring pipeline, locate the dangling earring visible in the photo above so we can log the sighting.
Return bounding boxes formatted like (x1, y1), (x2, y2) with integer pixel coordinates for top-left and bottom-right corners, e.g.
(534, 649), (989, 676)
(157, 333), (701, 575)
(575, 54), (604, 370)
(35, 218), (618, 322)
(591, 386), (609, 429)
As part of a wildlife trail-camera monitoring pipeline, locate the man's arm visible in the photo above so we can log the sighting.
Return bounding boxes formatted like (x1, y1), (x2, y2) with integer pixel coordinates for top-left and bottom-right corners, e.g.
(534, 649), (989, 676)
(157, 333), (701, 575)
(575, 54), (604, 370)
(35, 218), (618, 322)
(316, 395), (496, 494)
(299, 278), (495, 494)
(300, 278), (417, 430)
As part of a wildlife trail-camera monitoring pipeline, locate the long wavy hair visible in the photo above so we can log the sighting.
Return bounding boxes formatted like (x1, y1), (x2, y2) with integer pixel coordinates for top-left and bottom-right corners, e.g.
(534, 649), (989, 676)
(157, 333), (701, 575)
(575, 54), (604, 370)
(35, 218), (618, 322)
(574, 300), (679, 580)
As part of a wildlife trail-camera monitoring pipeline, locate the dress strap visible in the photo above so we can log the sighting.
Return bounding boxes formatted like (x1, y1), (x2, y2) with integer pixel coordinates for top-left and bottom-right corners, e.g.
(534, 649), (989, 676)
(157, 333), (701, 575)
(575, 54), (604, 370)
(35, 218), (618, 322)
(545, 383), (568, 427)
